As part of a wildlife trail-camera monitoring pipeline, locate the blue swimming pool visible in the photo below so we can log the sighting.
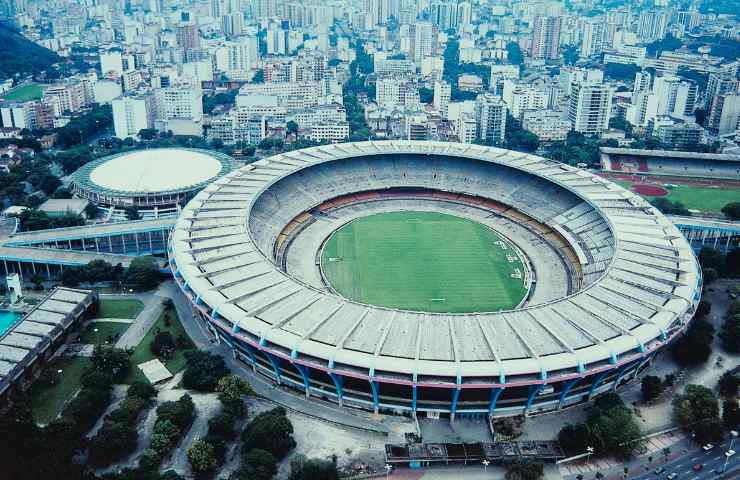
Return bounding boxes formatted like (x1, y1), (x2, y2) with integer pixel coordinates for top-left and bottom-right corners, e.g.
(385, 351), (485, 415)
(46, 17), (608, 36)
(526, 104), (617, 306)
(0, 310), (22, 336)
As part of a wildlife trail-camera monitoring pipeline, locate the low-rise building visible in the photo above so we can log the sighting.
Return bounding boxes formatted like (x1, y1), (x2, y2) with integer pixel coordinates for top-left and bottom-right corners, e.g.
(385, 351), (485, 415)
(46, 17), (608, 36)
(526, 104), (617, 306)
(522, 110), (571, 142)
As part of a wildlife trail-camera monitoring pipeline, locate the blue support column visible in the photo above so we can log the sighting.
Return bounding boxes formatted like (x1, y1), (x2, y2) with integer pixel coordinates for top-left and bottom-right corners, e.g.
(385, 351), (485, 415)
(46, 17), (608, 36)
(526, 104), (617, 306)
(587, 371), (610, 399)
(412, 385), (418, 415)
(611, 363), (632, 391)
(369, 380), (380, 412)
(525, 384), (545, 412)
(264, 351), (282, 385)
(558, 377), (583, 409)
(450, 388), (461, 421)
(294, 363), (311, 398)
(329, 372), (344, 406)
(488, 387), (504, 415)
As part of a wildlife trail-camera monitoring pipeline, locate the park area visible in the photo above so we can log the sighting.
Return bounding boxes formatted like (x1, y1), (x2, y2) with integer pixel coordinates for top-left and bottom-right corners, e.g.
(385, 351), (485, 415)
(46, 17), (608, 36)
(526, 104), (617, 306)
(123, 303), (194, 384)
(615, 179), (740, 214)
(321, 211), (528, 313)
(1, 83), (42, 102)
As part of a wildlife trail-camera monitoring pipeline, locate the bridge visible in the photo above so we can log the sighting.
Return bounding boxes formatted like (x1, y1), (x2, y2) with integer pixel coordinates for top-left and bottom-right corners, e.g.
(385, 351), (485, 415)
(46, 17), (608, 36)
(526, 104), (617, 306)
(0, 218), (175, 280)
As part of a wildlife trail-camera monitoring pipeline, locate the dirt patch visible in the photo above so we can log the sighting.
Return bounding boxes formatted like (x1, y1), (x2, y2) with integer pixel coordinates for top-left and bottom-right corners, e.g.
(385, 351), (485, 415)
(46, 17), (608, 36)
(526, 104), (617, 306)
(632, 183), (668, 196)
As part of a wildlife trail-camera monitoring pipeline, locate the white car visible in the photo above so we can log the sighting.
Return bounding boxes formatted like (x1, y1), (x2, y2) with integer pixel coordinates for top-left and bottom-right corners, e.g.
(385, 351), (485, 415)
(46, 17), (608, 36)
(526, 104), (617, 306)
(703, 444), (714, 451)
(725, 449), (736, 458)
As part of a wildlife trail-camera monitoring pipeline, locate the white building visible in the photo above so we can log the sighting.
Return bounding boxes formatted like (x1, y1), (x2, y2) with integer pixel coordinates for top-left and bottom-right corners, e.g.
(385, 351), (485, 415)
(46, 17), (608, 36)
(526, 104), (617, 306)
(112, 93), (156, 139)
(307, 122), (349, 143)
(580, 17), (605, 58)
(157, 83), (203, 120)
(475, 93), (507, 143)
(457, 114), (477, 143)
(568, 82), (612, 136)
(433, 81), (451, 117)
(522, 110), (571, 142)
(502, 82), (548, 119)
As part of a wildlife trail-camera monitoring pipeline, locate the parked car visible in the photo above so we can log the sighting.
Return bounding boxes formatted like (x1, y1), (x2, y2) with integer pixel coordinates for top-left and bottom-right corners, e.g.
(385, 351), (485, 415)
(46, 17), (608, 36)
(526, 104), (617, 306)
(692, 463), (704, 471)
(653, 467), (666, 475)
(702, 443), (714, 451)
(666, 473), (678, 479)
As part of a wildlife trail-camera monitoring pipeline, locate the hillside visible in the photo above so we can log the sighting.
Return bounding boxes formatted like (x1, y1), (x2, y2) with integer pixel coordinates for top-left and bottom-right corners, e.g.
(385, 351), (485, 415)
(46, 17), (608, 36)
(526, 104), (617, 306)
(0, 23), (60, 79)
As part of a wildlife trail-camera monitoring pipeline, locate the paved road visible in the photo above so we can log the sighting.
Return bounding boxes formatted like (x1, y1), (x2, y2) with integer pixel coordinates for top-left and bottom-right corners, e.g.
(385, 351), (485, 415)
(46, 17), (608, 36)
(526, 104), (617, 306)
(114, 290), (165, 349)
(630, 439), (739, 480)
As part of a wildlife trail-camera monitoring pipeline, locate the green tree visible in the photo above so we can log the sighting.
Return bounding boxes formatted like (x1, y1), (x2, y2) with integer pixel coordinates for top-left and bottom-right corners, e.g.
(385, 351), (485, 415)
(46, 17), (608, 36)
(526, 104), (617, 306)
(182, 351), (230, 391)
(720, 313), (740, 353)
(242, 407), (296, 460)
(641, 375), (664, 402)
(216, 374), (253, 402)
(673, 384), (721, 443)
(288, 454), (339, 480)
(231, 448), (278, 480)
(88, 421), (138, 466)
(124, 205), (141, 220)
(504, 458), (544, 480)
(672, 318), (714, 366)
(187, 439), (218, 476)
(89, 345), (130, 381)
(124, 256), (162, 291)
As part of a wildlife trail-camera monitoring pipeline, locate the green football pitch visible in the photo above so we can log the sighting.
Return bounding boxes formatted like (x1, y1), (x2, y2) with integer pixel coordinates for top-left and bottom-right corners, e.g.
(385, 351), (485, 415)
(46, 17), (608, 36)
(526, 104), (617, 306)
(320, 211), (528, 313)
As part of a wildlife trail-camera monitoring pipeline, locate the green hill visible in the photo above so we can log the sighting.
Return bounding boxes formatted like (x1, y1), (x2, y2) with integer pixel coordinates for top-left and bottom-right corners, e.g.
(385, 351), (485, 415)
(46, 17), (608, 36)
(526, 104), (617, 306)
(0, 23), (60, 79)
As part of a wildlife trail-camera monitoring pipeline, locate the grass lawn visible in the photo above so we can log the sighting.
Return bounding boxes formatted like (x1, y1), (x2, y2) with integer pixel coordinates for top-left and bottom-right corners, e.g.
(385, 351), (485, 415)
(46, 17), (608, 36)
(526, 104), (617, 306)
(1, 84), (42, 102)
(78, 321), (131, 345)
(321, 211), (528, 313)
(122, 306), (194, 384)
(30, 356), (91, 424)
(616, 180), (739, 213)
(98, 298), (145, 319)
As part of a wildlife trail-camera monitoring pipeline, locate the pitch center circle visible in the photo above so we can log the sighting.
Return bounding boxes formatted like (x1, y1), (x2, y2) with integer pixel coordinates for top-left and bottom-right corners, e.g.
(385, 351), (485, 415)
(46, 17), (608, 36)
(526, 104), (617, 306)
(319, 211), (529, 313)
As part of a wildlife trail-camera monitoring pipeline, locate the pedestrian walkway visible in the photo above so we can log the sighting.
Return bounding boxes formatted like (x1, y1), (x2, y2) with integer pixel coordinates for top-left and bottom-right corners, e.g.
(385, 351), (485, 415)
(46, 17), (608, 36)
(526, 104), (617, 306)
(114, 287), (167, 349)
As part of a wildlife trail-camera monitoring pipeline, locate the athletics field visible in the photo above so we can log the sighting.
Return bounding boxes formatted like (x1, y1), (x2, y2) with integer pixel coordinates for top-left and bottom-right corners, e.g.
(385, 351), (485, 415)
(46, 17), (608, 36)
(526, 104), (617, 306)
(320, 211), (528, 313)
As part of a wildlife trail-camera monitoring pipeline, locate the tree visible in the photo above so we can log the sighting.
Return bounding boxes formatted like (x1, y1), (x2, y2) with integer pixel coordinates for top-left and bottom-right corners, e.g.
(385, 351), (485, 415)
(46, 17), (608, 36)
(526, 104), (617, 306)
(156, 394), (195, 430)
(721, 202), (740, 220)
(504, 459), (544, 480)
(673, 385), (721, 443)
(641, 375), (664, 402)
(150, 331), (176, 358)
(672, 318), (714, 366)
(719, 371), (740, 398)
(288, 455), (339, 480)
(216, 374), (253, 402)
(720, 313), (740, 353)
(287, 120), (299, 135)
(723, 399), (740, 430)
(124, 256), (162, 291)
(696, 300), (712, 318)
(242, 407), (296, 460)
(182, 351), (230, 391)
(187, 439), (218, 476)
(232, 448), (278, 480)
(89, 345), (130, 381)
(88, 421), (138, 466)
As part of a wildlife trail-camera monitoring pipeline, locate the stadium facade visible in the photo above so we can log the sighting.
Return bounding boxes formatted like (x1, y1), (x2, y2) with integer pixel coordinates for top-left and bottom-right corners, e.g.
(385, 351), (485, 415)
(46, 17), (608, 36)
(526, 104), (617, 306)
(70, 148), (237, 220)
(169, 141), (702, 419)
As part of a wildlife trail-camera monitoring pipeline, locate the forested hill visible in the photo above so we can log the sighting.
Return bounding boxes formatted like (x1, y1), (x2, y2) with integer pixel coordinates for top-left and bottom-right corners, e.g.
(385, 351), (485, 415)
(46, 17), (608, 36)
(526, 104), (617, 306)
(0, 23), (60, 79)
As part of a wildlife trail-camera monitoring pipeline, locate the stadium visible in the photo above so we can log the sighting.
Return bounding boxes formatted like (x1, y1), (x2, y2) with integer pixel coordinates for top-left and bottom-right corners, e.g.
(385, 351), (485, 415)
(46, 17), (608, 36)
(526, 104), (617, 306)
(70, 148), (237, 220)
(169, 141), (702, 419)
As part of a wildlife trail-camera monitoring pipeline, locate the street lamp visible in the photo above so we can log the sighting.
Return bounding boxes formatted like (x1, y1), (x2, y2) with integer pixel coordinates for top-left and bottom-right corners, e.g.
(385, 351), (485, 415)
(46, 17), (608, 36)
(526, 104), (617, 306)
(384, 463), (392, 478)
(722, 430), (739, 474)
(482, 459), (490, 472)
(586, 446), (594, 468)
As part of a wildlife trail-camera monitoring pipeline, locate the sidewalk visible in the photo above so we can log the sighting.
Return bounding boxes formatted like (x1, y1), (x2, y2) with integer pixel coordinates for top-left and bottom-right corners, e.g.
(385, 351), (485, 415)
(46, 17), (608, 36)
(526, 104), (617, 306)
(114, 287), (166, 349)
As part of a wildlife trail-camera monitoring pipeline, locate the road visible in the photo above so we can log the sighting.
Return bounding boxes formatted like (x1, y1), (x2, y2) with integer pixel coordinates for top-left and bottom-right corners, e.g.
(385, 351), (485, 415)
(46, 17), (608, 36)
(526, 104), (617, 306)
(631, 439), (739, 480)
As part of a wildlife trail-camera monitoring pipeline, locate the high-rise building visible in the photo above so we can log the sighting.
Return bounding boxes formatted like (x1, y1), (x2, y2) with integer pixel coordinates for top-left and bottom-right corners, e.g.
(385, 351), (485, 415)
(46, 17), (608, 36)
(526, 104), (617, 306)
(112, 93), (157, 139)
(633, 71), (652, 95)
(457, 114), (477, 143)
(156, 83), (203, 120)
(653, 75), (697, 118)
(176, 21), (200, 53)
(580, 17), (605, 58)
(638, 10), (668, 42)
(568, 82), (612, 135)
(474, 93), (507, 143)
(433, 81), (451, 117)
(430, 0), (459, 31)
(412, 22), (436, 64)
(530, 16), (562, 61)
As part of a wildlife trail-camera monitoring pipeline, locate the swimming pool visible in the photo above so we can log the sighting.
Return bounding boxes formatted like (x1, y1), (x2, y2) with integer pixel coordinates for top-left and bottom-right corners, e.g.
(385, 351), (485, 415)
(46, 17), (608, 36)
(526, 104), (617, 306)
(0, 310), (22, 336)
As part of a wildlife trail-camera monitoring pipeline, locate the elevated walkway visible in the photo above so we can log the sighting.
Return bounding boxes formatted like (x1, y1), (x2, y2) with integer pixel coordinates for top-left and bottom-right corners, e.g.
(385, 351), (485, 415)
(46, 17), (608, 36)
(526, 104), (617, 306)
(667, 215), (740, 252)
(0, 218), (175, 277)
